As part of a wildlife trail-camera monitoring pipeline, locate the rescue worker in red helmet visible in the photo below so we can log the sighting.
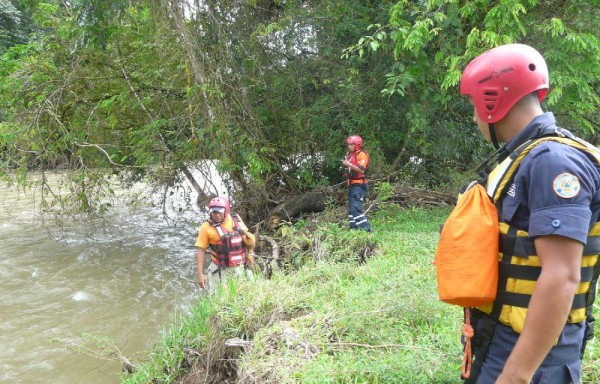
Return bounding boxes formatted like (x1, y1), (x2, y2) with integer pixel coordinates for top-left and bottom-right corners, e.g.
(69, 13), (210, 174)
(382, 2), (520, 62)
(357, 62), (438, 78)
(342, 135), (372, 231)
(458, 43), (600, 383)
(195, 196), (255, 293)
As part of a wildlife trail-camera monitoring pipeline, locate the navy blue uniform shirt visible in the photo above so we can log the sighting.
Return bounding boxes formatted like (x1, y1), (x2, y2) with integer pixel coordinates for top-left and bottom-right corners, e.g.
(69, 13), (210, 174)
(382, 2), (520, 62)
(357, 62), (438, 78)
(500, 112), (600, 243)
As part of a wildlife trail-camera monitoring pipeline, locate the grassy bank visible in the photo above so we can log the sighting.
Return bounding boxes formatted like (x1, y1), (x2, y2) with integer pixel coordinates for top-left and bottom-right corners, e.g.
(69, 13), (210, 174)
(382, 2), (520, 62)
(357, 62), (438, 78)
(122, 205), (599, 383)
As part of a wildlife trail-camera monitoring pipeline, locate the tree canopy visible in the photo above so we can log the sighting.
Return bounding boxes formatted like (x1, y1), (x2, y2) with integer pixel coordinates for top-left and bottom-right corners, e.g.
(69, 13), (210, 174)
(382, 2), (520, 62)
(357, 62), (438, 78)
(1, 0), (598, 221)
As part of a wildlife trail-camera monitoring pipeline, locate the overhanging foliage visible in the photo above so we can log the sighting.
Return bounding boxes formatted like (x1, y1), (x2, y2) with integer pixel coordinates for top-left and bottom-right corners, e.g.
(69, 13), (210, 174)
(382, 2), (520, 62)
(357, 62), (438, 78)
(0, 0), (598, 221)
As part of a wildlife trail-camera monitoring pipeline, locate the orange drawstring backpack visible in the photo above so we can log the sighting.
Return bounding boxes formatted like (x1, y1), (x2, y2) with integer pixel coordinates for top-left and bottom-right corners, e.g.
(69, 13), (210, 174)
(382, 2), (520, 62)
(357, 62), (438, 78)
(435, 183), (499, 307)
(434, 183), (499, 379)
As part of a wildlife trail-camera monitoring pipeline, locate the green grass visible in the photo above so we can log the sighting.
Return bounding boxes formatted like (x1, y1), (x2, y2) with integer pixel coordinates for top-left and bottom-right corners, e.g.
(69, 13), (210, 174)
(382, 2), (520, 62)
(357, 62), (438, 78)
(121, 205), (600, 384)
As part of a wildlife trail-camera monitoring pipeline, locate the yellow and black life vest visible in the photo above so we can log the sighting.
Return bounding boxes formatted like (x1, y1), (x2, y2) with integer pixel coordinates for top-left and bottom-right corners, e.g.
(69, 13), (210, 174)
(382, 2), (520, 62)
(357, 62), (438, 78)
(477, 134), (600, 334)
(210, 213), (247, 267)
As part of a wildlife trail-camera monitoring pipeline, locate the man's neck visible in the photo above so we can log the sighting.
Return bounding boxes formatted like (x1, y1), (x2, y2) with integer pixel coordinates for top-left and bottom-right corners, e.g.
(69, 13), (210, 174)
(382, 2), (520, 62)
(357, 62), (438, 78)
(496, 107), (544, 143)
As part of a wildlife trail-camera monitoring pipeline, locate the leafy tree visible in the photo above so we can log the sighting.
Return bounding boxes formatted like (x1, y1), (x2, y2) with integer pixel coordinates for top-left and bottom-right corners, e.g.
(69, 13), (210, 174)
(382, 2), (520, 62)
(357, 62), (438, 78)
(0, 0), (39, 52)
(1, 1), (194, 218)
(1, 0), (25, 52)
(1, 0), (598, 224)
(1, 0), (411, 220)
(343, 0), (599, 186)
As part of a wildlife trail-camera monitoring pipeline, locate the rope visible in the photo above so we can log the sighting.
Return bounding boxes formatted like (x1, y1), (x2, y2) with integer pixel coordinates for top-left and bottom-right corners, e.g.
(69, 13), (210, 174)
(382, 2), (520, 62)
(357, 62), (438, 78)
(461, 307), (474, 379)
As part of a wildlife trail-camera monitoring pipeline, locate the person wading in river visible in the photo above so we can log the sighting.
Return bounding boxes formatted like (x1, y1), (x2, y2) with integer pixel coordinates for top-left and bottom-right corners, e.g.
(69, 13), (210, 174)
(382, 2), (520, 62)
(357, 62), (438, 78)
(195, 196), (255, 294)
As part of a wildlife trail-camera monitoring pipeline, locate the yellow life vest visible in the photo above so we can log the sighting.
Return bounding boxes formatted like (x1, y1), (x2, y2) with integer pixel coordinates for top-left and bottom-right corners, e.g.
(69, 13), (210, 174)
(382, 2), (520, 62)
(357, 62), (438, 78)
(477, 134), (600, 334)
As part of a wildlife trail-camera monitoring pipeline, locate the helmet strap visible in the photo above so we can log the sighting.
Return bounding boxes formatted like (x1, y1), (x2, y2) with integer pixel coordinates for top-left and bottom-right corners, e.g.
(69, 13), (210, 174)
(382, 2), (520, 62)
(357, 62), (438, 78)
(476, 145), (510, 180)
(488, 123), (500, 150)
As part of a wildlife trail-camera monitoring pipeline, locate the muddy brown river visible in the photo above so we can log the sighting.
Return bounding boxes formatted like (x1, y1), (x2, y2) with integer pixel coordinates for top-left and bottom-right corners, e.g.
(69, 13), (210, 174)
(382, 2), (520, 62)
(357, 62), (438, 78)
(0, 175), (204, 383)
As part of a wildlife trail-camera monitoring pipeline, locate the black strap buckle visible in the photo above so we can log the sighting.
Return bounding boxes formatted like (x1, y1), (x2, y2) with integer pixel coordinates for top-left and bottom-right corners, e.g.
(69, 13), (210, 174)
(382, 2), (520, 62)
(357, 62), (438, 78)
(584, 316), (595, 342)
(581, 316), (596, 359)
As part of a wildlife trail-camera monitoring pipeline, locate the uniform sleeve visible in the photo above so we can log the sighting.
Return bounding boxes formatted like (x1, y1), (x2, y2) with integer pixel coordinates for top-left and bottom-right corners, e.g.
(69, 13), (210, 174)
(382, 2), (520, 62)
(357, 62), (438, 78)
(356, 152), (369, 171)
(524, 143), (599, 243)
(195, 223), (210, 249)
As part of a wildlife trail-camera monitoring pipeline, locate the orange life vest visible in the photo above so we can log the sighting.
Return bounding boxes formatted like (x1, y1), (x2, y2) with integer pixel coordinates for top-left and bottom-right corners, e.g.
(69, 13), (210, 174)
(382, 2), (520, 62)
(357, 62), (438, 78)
(210, 213), (247, 267)
(345, 149), (369, 184)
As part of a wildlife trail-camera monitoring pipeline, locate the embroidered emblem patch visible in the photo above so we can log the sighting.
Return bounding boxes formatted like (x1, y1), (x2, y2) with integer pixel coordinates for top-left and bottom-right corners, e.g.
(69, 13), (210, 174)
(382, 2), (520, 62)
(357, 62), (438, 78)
(553, 173), (580, 198)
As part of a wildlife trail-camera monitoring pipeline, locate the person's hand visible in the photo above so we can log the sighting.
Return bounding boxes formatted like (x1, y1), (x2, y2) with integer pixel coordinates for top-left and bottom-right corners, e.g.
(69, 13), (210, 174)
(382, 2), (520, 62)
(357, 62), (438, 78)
(495, 366), (530, 384)
(197, 272), (207, 289)
(495, 373), (529, 384)
(246, 253), (255, 268)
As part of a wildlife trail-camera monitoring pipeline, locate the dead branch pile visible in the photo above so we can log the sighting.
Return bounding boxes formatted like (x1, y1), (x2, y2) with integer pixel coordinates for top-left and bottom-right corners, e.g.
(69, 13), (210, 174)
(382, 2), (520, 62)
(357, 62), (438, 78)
(265, 184), (455, 230)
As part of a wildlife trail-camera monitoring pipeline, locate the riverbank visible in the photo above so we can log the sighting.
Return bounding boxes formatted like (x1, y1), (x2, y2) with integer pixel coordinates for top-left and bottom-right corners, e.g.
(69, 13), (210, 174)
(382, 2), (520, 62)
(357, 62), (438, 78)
(121, 205), (600, 383)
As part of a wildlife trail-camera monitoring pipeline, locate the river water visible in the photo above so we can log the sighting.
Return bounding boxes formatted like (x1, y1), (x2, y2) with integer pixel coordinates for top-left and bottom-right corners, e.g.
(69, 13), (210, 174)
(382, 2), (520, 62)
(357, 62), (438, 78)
(0, 175), (206, 383)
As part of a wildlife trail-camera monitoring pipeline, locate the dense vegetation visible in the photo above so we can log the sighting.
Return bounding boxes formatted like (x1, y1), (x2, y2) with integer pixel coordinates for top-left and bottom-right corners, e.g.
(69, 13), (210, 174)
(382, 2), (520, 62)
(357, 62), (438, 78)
(1, 0), (598, 221)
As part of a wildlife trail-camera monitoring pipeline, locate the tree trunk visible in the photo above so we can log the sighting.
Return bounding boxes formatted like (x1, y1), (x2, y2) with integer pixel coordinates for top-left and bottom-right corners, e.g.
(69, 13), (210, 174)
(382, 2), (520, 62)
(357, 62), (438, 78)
(265, 184), (456, 230)
(266, 188), (331, 230)
(161, 0), (218, 204)
(163, 0), (215, 122)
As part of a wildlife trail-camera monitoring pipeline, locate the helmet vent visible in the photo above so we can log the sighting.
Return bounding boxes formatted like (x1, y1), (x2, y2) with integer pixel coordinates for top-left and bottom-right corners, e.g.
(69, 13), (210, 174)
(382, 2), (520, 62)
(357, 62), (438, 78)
(529, 63), (536, 71)
(483, 90), (498, 111)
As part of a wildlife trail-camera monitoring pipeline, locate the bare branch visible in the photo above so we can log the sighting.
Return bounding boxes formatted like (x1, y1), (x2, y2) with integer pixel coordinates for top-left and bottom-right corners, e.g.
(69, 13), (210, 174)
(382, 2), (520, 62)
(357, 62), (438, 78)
(73, 142), (141, 168)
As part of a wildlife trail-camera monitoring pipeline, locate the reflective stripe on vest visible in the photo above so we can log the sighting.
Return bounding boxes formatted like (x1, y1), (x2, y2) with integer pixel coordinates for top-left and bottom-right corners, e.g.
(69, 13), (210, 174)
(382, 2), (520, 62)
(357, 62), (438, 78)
(478, 135), (600, 334)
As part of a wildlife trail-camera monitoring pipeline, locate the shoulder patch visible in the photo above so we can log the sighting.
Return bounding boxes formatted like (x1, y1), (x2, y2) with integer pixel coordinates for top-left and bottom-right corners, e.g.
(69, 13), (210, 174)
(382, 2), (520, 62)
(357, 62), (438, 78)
(553, 173), (580, 198)
(528, 141), (552, 159)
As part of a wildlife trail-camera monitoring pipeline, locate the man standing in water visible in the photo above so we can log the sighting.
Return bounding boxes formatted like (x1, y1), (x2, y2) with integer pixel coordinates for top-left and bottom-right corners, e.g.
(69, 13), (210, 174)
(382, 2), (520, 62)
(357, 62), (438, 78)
(342, 135), (372, 231)
(195, 196), (255, 293)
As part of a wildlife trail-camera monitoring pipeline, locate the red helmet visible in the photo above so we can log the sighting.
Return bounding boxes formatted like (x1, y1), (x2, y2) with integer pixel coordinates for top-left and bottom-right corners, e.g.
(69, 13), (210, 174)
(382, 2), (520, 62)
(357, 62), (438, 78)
(346, 135), (363, 150)
(208, 196), (230, 217)
(460, 44), (549, 123)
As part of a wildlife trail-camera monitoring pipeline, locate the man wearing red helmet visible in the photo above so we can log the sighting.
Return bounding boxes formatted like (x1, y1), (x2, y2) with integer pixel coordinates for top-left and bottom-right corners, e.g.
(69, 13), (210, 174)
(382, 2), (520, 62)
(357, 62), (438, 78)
(457, 44), (600, 383)
(195, 196), (255, 293)
(342, 135), (372, 232)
